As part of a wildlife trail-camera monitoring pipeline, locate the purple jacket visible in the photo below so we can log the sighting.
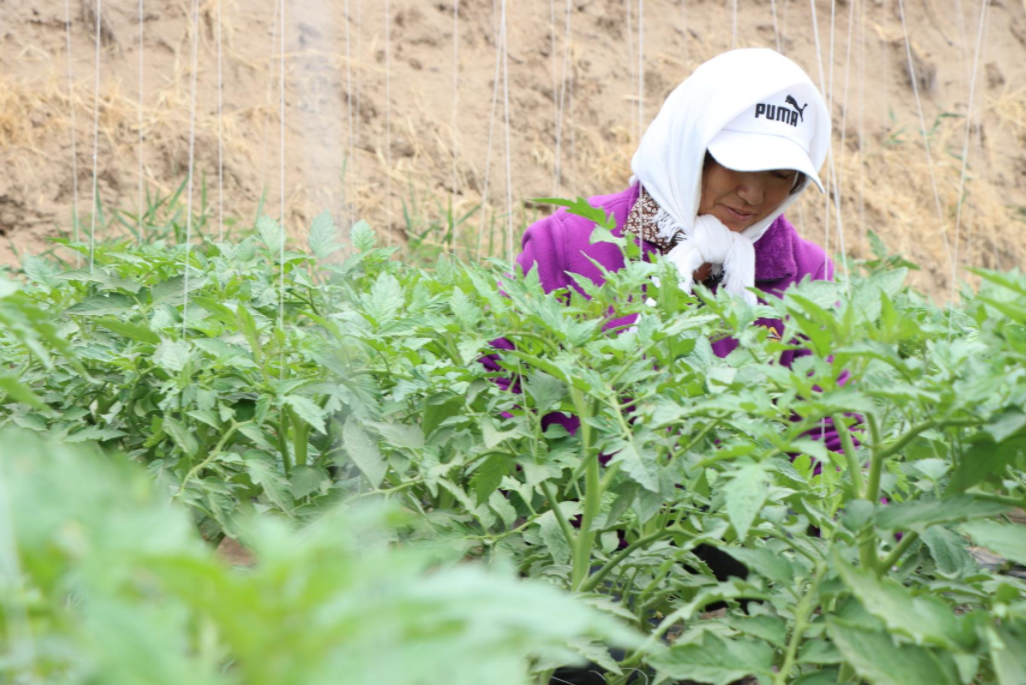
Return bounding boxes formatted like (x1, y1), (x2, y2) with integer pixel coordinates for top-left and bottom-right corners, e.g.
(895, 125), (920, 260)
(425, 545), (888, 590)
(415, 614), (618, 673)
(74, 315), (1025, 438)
(482, 185), (845, 450)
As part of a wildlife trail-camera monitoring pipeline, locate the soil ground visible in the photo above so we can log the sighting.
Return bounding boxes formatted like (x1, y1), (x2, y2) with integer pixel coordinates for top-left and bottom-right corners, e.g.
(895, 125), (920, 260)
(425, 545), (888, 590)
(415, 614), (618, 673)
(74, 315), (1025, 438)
(1, 0), (1025, 298)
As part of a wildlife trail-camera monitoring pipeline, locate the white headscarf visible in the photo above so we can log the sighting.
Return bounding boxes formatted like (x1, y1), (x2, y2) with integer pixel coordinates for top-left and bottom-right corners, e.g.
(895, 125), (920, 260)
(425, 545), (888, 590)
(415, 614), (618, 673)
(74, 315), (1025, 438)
(630, 49), (831, 304)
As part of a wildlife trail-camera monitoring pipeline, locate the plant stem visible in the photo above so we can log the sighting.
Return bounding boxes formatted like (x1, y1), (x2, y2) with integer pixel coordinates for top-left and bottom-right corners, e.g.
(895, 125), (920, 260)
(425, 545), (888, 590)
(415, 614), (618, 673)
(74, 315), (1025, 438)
(580, 527), (682, 593)
(541, 480), (578, 572)
(175, 421), (244, 498)
(666, 418), (721, 466)
(865, 413), (884, 503)
(287, 407), (309, 469)
(570, 390), (599, 591)
(879, 531), (919, 571)
(773, 562), (827, 685)
(278, 410), (292, 477)
(832, 413), (864, 498)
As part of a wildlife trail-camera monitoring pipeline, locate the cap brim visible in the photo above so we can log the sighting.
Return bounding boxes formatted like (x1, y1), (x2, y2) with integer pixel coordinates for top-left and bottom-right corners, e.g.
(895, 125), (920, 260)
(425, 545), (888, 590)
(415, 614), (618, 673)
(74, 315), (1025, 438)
(707, 129), (825, 193)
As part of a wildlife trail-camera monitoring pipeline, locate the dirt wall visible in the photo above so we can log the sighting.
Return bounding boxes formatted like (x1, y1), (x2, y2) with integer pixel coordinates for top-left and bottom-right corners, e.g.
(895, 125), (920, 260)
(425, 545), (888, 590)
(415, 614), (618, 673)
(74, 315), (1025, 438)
(1, 0), (1025, 299)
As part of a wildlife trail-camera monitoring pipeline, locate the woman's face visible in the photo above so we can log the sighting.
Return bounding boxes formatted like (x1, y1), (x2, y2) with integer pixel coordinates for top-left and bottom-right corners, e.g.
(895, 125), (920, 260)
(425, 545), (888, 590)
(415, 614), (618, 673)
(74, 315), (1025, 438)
(698, 158), (797, 232)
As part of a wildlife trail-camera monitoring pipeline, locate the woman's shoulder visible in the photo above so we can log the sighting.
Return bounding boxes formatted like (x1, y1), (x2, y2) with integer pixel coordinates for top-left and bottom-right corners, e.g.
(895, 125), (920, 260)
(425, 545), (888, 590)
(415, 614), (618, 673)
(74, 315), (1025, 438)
(756, 215), (833, 285)
(517, 185), (639, 291)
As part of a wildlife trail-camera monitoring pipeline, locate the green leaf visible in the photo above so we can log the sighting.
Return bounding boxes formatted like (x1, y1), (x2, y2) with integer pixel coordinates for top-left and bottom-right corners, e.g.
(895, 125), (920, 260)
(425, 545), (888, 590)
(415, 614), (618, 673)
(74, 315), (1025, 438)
(648, 633), (774, 685)
(350, 219), (375, 252)
(308, 210), (341, 259)
(489, 491), (517, 529)
(283, 394), (326, 434)
(876, 495), (1008, 532)
(257, 215), (284, 256)
(244, 450), (293, 512)
(798, 639), (844, 664)
(21, 254), (61, 286)
(524, 371), (567, 414)
(154, 340), (191, 373)
(984, 410), (1026, 443)
(607, 439), (659, 493)
(724, 462), (770, 540)
(923, 525), (977, 576)
(65, 293), (134, 317)
(95, 317), (161, 344)
(947, 436), (1026, 495)
(364, 272), (404, 325)
(727, 614), (787, 648)
(835, 556), (968, 650)
(342, 415), (387, 488)
(187, 409), (221, 430)
(0, 375), (47, 410)
(828, 619), (961, 685)
(471, 455), (510, 506)
(151, 275), (204, 304)
(289, 465), (331, 499)
(162, 417), (198, 457)
(537, 502), (579, 566)
(64, 425), (128, 443)
(369, 422), (425, 451)
(531, 196), (615, 231)
(793, 670), (845, 685)
(482, 418), (522, 449)
(238, 423), (276, 451)
(991, 625), (1026, 685)
(724, 547), (796, 585)
(961, 521), (1026, 567)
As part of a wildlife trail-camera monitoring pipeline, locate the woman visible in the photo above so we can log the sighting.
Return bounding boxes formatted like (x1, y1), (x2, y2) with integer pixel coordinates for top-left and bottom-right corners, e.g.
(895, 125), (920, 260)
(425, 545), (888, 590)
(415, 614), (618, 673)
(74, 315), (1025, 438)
(483, 48), (844, 450)
(486, 49), (841, 685)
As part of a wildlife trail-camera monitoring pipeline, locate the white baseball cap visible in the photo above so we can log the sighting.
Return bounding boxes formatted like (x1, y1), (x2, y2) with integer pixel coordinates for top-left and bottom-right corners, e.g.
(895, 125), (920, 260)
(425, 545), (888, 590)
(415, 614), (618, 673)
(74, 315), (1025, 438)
(706, 84), (825, 193)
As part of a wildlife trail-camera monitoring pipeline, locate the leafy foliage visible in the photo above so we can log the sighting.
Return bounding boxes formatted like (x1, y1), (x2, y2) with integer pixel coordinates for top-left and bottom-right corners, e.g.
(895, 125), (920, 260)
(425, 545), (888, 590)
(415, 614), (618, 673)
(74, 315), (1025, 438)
(2, 207), (1026, 683)
(0, 430), (635, 684)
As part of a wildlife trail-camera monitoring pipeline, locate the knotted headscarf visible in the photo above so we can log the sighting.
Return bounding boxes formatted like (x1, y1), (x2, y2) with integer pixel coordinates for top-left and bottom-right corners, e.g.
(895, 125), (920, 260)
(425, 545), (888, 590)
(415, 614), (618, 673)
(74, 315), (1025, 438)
(630, 49), (831, 304)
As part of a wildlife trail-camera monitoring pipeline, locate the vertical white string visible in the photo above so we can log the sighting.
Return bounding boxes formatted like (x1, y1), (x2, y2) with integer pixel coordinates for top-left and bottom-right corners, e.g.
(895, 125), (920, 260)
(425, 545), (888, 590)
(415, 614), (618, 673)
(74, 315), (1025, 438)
(217, 0), (224, 241)
(828, 0), (836, 113)
(568, 63), (577, 181)
(638, 0), (644, 136)
(731, 0), (738, 49)
(500, 0), (514, 264)
(951, 0), (989, 303)
(973, 0), (989, 153)
(969, 0), (992, 267)
(837, 0), (856, 197)
(680, 0), (689, 65)
(355, 0), (363, 189)
(781, 0), (791, 56)
(477, 0), (502, 262)
(807, 0), (831, 265)
(89, 0), (102, 272)
(279, 0), (286, 353)
(138, 0), (145, 243)
(549, 0), (559, 191)
(770, 0), (781, 52)
(451, 0), (461, 249)
(182, 0), (200, 335)
(344, 0), (355, 228)
(831, 0), (855, 282)
(553, 0), (572, 196)
(625, 0), (635, 137)
(858, 0), (867, 234)
(259, 2), (281, 202)
(896, 0), (954, 275)
(385, 0), (393, 246)
(63, 0), (80, 262)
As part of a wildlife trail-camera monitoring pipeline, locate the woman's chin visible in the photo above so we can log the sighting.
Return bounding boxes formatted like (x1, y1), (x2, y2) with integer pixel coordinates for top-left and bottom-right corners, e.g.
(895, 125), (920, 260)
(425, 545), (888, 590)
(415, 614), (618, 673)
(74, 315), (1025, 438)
(718, 216), (751, 233)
